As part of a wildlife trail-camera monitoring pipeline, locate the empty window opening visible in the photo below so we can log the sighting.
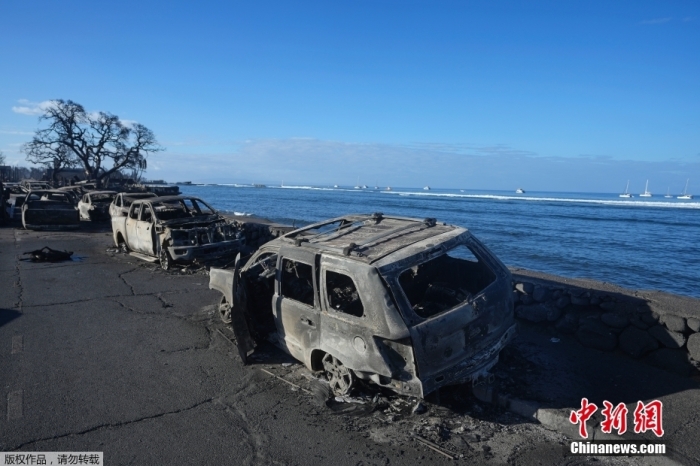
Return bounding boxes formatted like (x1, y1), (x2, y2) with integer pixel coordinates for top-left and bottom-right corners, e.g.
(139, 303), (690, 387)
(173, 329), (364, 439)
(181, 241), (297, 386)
(326, 270), (364, 317)
(281, 259), (315, 307)
(398, 245), (496, 319)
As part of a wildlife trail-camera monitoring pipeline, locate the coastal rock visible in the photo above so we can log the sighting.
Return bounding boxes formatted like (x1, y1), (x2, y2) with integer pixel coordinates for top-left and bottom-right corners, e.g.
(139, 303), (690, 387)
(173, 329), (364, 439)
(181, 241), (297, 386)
(688, 334), (700, 362)
(590, 295), (601, 306)
(619, 327), (658, 358)
(648, 325), (686, 349)
(576, 321), (617, 351)
(532, 286), (550, 303)
(629, 315), (650, 330)
(515, 283), (533, 294)
(512, 290), (521, 304)
(601, 312), (629, 329)
(644, 349), (697, 377)
(515, 304), (561, 322)
(521, 295), (534, 305)
(546, 307), (562, 322)
(570, 295), (590, 306)
(688, 318), (700, 333)
(555, 296), (570, 310)
(555, 314), (578, 334)
(660, 314), (687, 333)
(641, 312), (660, 326)
(599, 301), (618, 312)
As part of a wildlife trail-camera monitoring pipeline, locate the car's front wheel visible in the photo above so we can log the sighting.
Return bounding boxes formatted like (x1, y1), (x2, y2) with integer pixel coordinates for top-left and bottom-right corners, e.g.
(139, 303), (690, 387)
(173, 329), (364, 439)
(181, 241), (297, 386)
(159, 246), (173, 270)
(218, 295), (232, 324)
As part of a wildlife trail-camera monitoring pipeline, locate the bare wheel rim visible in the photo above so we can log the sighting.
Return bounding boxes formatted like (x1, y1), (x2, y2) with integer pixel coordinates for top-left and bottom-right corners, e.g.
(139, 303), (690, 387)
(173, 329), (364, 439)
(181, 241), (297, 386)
(119, 240), (128, 253)
(159, 248), (171, 270)
(219, 295), (232, 324)
(322, 353), (354, 396)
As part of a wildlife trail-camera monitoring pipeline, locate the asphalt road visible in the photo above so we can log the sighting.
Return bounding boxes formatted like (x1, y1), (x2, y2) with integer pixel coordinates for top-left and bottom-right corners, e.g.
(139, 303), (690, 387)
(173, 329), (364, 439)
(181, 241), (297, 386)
(0, 225), (674, 465)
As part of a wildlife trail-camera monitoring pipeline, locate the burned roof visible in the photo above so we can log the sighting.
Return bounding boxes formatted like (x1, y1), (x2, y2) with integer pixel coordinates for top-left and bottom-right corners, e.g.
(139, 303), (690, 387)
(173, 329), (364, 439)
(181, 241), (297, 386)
(281, 213), (465, 264)
(133, 195), (201, 203)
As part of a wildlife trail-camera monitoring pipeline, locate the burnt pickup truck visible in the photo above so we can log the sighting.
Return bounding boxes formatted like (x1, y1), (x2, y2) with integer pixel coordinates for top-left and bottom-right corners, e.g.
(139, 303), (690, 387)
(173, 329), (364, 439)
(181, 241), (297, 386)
(112, 195), (245, 270)
(209, 213), (516, 398)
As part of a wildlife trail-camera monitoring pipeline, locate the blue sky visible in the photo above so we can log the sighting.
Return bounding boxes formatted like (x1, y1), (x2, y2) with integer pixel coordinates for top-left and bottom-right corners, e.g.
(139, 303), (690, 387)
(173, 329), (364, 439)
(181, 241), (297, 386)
(1, 0), (698, 192)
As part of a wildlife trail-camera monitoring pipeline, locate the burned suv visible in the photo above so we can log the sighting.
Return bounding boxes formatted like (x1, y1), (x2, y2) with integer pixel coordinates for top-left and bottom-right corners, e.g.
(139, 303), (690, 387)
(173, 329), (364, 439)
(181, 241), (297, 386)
(210, 213), (515, 398)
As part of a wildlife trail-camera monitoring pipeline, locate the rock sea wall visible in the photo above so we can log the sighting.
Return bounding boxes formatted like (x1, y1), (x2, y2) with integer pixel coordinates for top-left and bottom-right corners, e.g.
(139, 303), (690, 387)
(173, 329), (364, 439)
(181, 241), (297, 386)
(511, 272), (700, 377)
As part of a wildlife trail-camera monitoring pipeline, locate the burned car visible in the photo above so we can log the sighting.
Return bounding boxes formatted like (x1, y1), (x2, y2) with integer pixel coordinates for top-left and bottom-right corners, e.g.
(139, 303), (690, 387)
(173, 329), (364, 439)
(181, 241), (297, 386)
(22, 190), (80, 230)
(109, 192), (158, 218)
(78, 191), (117, 221)
(209, 213), (516, 398)
(20, 180), (52, 193)
(112, 195), (245, 270)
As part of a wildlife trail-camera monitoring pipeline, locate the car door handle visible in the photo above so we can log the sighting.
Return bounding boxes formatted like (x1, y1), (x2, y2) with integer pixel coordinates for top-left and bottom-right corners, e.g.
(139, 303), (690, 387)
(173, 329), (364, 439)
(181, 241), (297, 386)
(300, 317), (314, 327)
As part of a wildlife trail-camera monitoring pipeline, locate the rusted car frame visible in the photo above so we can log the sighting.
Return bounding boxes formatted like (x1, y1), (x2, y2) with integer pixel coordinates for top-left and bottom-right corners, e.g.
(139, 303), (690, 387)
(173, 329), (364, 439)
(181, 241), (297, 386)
(210, 213), (516, 398)
(22, 190), (80, 230)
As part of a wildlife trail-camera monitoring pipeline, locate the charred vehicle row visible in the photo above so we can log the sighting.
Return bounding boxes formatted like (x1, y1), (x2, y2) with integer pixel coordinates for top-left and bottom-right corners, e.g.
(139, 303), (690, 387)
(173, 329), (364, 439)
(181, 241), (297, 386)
(209, 213), (516, 398)
(112, 196), (245, 269)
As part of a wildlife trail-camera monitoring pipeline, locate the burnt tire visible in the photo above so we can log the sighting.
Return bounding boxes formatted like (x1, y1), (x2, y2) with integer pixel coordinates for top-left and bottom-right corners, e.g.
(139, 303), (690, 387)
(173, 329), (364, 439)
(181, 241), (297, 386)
(159, 247), (173, 270)
(118, 238), (129, 253)
(218, 295), (232, 324)
(321, 353), (354, 396)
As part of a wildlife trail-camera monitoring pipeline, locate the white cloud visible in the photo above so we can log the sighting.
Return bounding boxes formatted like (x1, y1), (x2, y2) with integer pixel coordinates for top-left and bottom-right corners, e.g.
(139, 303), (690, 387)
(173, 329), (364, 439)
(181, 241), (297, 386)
(11, 99), (57, 116)
(639, 17), (672, 25)
(0, 130), (34, 136)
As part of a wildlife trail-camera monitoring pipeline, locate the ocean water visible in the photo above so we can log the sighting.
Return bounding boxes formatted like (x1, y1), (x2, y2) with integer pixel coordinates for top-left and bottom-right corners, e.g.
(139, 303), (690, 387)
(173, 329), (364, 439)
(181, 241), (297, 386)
(179, 184), (700, 299)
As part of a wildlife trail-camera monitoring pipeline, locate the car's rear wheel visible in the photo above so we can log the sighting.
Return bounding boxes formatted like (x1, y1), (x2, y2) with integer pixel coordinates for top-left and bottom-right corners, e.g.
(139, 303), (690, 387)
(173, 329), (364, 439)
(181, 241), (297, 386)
(117, 237), (129, 253)
(322, 353), (354, 396)
(218, 295), (232, 324)
(159, 247), (173, 270)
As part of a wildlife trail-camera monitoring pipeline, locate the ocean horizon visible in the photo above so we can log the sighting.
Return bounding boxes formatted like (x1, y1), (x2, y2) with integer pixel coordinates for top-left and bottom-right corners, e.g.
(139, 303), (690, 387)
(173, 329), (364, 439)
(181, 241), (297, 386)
(178, 184), (700, 299)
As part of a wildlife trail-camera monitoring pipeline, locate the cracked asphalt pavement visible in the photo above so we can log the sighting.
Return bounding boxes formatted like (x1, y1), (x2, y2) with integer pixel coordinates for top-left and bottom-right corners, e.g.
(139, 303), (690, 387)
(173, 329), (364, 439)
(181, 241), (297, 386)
(0, 226), (649, 465)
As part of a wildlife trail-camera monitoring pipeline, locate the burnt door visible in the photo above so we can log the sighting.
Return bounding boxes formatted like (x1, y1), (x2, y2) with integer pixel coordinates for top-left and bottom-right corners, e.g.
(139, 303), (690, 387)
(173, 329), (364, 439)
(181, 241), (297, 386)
(273, 247), (320, 363)
(136, 204), (155, 256)
(125, 204), (142, 252)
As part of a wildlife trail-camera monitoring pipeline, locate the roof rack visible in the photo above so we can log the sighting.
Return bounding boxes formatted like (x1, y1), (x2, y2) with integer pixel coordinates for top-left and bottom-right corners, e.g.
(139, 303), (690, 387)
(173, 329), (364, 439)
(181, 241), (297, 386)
(287, 214), (441, 259)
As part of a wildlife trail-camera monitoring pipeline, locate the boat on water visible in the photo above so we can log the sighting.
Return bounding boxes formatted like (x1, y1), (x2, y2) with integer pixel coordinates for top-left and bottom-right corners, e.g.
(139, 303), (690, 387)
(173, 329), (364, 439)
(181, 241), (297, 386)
(515, 188), (525, 194)
(664, 187), (672, 198)
(423, 186), (431, 191)
(619, 180), (633, 198)
(678, 179), (693, 200)
(639, 180), (652, 197)
(333, 184), (339, 188)
(386, 187), (392, 191)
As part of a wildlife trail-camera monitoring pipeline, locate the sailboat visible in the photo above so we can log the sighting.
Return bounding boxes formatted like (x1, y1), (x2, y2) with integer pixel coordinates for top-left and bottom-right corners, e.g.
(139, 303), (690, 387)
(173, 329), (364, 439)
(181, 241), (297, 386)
(619, 180), (633, 198)
(678, 179), (693, 200)
(423, 186), (431, 191)
(639, 180), (652, 197)
(515, 188), (525, 194)
(664, 187), (672, 198)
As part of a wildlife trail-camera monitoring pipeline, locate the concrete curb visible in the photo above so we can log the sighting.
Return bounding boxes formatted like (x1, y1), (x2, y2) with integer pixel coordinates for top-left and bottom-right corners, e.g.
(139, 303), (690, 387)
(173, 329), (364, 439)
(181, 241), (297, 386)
(472, 384), (684, 465)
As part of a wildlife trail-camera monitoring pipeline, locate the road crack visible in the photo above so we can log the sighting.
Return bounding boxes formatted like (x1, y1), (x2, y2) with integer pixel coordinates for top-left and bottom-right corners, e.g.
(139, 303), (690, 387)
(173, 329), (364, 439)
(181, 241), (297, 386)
(7, 398), (214, 451)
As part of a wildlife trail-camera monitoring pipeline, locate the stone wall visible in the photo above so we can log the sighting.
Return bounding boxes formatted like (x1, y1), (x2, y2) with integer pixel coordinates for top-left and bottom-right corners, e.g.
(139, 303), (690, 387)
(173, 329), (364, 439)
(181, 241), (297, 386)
(235, 220), (294, 249)
(512, 277), (700, 377)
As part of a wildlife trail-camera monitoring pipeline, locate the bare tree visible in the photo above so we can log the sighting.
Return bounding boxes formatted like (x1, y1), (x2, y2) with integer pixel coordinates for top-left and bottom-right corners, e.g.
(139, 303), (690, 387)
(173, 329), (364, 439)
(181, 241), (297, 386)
(22, 100), (163, 187)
